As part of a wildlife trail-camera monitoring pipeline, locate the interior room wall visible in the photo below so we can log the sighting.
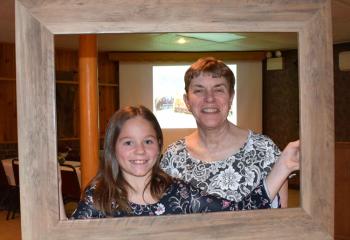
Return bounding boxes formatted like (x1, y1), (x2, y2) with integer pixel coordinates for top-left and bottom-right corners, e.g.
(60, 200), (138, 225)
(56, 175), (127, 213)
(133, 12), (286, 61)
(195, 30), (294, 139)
(333, 43), (350, 240)
(0, 43), (118, 160)
(0, 42), (17, 160)
(334, 42), (350, 141)
(262, 50), (299, 149)
(119, 61), (262, 149)
(262, 44), (350, 150)
(2, 44), (348, 158)
(236, 61), (262, 132)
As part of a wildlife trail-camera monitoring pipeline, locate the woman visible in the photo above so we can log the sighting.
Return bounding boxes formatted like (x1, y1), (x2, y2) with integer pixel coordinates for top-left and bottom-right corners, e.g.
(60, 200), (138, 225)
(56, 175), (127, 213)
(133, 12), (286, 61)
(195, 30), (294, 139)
(161, 57), (288, 207)
(71, 106), (299, 219)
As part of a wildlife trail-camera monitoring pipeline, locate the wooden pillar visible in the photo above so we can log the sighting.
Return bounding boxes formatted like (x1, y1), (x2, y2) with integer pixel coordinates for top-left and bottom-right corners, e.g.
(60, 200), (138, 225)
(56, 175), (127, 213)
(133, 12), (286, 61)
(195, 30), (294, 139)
(79, 34), (99, 189)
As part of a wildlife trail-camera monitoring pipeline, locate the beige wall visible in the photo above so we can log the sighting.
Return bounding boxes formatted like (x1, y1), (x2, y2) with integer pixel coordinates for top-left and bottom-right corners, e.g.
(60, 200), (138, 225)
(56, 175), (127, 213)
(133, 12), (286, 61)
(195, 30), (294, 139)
(235, 61), (262, 132)
(119, 61), (262, 149)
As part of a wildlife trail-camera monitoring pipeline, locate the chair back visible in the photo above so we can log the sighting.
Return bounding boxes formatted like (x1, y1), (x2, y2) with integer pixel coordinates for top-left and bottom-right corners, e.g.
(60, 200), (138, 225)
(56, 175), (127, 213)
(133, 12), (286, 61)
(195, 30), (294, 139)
(11, 159), (19, 186)
(4, 159), (20, 219)
(0, 161), (9, 188)
(60, 164), (81, 203)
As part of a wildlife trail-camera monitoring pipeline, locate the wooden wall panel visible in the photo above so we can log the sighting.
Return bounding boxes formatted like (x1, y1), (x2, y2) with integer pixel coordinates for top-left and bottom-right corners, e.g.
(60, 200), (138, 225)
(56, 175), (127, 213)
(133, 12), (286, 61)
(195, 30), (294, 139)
(335, 142), (350, 240)
(0, 42), (16, 78)
(55, 49), (80, 139)
(98, 52), (117, 84)
(0, 43), (117, 143)
(334, 43), (350, 142)
(55, 49), (79, 74)
(98, 52), (118, 136)
(54, 50), (119, 139)
(56, 84), (79, 138)
(0, 43), (17, 143)
(99, 86), (117, 136)
(0, 81), (17, 142)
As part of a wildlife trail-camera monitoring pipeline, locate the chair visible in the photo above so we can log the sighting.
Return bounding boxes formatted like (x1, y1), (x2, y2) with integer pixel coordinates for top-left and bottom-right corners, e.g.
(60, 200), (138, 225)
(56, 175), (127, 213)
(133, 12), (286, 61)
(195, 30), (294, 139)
(60, 164), (81, 204)
(0, 161), (12, 209)
(6, 159), (20, 220)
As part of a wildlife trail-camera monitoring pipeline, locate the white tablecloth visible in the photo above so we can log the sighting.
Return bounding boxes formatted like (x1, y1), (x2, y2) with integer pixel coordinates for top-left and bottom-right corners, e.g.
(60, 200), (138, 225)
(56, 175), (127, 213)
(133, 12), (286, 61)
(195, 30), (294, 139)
(1, 158), (81, 186)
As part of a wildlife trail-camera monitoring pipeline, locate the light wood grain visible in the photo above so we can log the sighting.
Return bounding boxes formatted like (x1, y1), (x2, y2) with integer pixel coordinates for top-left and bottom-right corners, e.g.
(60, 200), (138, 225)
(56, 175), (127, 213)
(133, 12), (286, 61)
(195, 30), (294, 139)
(20, 0), (319, 34)
(15, 0), (334, 239)
(299, 0), (334, 235)
(51, 208), (332, 240)
(15, 1), (59, 239)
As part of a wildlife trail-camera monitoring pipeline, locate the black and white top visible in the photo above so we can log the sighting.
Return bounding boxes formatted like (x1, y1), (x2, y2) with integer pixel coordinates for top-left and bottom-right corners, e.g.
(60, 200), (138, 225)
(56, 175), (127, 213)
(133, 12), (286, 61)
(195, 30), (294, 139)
(160, 131), (281, 205)
(71, 179), (271, 219)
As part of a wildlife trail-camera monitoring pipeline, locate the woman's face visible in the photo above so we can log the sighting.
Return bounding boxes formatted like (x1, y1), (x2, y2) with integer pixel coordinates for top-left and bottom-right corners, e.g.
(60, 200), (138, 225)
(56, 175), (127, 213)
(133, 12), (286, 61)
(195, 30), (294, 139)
(184, 73), (233, 130)
(115, 116), (159, 185)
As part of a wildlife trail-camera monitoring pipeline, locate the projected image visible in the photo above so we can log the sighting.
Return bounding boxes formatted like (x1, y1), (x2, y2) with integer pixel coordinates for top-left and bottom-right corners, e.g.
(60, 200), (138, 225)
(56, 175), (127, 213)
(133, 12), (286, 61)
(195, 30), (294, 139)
(153, 65), (237, 129)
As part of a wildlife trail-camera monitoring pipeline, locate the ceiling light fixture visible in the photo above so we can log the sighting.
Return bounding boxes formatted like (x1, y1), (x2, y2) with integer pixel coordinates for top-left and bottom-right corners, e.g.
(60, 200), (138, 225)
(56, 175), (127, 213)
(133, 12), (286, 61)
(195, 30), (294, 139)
(177, 37), (187, 44)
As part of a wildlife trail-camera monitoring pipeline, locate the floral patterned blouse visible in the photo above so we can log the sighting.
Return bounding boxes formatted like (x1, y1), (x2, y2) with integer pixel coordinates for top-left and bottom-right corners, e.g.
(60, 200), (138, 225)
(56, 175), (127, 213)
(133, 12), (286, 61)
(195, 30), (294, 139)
(71, 179), (271, 219)
(160, 131), (281, 206)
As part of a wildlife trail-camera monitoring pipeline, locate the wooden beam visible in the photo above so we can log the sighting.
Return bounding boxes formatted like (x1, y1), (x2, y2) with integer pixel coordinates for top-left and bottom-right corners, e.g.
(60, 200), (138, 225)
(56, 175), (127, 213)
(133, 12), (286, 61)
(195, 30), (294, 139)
(108, 51), (266, 62)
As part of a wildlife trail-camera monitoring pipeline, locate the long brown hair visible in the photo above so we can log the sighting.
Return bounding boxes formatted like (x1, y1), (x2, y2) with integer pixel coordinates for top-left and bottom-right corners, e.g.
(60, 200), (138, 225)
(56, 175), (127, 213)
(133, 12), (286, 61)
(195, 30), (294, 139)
(87, 105), (172, 214)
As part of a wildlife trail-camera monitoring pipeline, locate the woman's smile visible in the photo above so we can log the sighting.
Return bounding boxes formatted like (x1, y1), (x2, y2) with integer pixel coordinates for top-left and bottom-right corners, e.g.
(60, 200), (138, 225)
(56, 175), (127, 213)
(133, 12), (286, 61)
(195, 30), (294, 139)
(201, 107), (220, 113)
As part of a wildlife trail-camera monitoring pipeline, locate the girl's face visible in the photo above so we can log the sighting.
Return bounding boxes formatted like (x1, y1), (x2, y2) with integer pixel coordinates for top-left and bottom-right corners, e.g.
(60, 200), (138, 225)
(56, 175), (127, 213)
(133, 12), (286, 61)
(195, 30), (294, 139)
(115, 116), (159, 185)
(184, 73), (233, 130)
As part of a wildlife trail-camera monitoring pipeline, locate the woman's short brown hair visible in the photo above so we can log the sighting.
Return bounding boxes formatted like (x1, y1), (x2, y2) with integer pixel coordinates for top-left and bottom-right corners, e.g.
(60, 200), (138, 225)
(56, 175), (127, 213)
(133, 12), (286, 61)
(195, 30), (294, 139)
(184, 57), (235, 96)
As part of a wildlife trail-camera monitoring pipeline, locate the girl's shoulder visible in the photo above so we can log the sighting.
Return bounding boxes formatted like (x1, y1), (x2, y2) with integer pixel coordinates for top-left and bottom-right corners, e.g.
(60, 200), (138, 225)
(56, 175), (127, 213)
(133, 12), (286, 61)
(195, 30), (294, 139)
(162, 178), (192, 194)
(80, 184), (97, 203)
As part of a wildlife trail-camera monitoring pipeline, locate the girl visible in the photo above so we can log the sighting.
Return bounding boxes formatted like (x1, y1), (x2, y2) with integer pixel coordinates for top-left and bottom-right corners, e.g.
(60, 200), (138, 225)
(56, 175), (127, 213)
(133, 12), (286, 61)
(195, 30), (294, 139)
(71, 106), (299, 218)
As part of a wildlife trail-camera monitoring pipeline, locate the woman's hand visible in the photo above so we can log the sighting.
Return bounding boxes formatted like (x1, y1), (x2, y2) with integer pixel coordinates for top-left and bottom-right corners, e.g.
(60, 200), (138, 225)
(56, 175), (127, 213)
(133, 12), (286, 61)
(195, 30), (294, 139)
(265, 140), (300, 201)
(279, 140), (300, 174)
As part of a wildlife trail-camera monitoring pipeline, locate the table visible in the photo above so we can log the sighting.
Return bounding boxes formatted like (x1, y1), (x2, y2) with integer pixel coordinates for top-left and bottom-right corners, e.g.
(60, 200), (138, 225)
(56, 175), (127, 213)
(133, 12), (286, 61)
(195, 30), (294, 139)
(1, 158), (81, 186)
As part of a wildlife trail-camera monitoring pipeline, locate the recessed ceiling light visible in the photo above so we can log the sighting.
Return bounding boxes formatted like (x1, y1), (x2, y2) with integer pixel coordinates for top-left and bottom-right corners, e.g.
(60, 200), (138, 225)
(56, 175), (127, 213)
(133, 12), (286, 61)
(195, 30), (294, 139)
(177, 37), (187, 44)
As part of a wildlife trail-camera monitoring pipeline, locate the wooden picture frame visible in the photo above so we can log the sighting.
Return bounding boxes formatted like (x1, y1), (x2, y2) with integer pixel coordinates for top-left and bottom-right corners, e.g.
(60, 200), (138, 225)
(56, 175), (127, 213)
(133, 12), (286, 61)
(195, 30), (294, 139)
(15, 0), (334, 239)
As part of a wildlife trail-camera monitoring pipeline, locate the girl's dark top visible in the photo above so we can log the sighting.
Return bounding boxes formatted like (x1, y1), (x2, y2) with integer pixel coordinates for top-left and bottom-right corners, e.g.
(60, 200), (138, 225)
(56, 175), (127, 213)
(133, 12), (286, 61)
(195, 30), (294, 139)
(71, 179), (271, 219)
